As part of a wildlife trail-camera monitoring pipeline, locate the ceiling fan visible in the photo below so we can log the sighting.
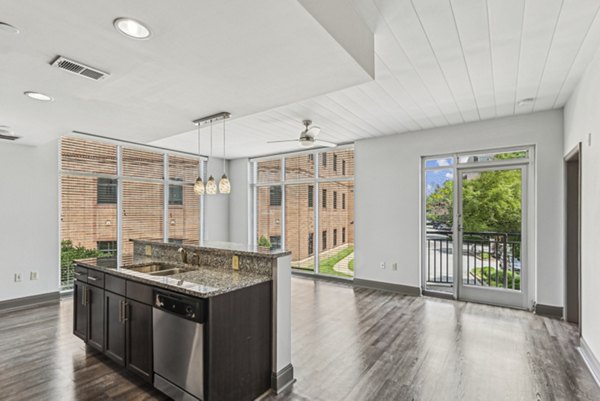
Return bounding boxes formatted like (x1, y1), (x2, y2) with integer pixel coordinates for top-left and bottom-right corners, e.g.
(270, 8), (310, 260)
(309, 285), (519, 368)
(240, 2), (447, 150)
(267, 120), (337, 148)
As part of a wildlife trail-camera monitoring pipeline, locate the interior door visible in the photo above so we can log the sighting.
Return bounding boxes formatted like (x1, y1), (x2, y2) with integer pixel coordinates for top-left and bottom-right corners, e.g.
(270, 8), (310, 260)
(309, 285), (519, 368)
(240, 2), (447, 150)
(457, 165), (528, 309)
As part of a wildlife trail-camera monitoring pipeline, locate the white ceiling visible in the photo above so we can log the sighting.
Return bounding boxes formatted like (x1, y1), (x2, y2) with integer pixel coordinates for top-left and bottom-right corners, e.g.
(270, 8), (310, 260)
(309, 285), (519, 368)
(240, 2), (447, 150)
(154, 0), (600, 158)
(0, 0), (372, 146)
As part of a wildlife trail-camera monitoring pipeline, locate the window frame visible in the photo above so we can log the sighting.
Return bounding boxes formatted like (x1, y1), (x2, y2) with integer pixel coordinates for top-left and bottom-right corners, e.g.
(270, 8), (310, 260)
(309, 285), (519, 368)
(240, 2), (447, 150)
(97, 178), (118, 205)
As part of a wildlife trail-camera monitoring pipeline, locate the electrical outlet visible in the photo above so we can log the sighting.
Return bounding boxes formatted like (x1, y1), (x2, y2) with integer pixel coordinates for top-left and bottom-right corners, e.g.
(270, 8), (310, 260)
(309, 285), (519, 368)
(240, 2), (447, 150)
(14, 273), (22, 282)
(380, 262), (385, 269)
(30, 271), (38, 280)
(232, 255), (239, 271)
(392, 263), (398, 271)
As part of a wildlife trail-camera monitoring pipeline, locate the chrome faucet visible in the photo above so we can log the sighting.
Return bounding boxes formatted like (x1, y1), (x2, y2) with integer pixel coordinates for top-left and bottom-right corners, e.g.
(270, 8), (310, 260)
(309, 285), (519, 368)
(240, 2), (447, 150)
(178, 247), (187, 264)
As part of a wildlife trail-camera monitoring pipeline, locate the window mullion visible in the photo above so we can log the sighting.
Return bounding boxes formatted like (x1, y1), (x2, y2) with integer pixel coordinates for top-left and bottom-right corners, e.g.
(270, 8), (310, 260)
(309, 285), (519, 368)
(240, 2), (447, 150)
(116, 145), (123, 267)
(314, 152), (320, 274)
(163, 153), (169, 243)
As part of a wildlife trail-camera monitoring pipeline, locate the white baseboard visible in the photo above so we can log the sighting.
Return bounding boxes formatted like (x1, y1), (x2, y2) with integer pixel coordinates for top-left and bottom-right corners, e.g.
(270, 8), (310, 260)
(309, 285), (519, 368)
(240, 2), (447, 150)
(579, 337), (600, 388)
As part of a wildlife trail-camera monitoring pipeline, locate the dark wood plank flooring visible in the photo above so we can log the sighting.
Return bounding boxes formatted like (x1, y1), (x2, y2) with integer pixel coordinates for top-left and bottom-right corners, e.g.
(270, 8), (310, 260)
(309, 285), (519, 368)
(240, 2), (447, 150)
(0, 277), (598, 401)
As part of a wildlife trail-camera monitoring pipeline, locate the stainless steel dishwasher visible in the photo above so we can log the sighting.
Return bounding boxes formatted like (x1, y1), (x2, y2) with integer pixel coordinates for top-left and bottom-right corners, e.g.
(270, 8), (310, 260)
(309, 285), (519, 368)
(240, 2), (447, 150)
(153, 289), (206, 401)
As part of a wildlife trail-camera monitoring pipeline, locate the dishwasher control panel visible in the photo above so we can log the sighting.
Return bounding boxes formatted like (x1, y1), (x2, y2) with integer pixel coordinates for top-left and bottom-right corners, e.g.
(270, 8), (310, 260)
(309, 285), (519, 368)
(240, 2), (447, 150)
(154, 290), (206, 323)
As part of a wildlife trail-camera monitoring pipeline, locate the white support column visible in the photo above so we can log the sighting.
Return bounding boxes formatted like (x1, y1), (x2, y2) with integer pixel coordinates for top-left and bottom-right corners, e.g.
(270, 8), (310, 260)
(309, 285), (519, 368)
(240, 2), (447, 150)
(163, 153), (169, 243)
(116, 146), (123, 267)
(272, 254), (294, 392)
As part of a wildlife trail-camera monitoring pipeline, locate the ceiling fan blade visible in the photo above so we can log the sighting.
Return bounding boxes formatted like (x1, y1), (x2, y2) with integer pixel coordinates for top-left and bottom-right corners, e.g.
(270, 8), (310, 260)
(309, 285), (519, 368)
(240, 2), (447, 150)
(306, 126), (321, 137)
(267, 139), (300, 144)
(314, 140), (337, 148)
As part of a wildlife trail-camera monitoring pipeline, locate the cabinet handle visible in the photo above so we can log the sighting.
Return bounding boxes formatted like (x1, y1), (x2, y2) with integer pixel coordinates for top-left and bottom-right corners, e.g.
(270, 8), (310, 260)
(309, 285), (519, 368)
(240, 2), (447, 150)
(118, 300), (123, 323)
(122, 302), (129, 323)
(88, 276), (98, 281)
(81, 288), (86, 306)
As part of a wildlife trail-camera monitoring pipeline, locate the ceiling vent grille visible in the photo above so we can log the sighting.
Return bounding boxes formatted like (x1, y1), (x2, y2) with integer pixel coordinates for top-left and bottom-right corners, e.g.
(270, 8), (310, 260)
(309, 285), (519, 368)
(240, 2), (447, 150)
(50, 56), (109, 81)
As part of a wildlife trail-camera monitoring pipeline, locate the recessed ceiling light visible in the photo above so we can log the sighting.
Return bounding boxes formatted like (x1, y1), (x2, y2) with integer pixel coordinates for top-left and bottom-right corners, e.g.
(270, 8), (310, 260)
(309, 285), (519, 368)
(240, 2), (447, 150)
(113, 18), (151, 40)
(518, 98), (535, 107)
(0, 22), (19, 34)
(24, 91), (53, 102)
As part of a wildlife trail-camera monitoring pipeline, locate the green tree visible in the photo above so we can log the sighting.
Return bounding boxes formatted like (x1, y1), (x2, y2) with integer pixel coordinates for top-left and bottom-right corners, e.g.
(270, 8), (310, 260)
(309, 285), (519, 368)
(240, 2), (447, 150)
(426, 179), (454, 226)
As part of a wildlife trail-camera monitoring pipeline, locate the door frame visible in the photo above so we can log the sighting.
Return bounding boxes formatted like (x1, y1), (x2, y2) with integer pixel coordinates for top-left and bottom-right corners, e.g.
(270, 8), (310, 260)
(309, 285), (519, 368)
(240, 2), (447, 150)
(564, 142), (582, 333)
(456, 163), (529, 309)
(420, 146), (535, 310)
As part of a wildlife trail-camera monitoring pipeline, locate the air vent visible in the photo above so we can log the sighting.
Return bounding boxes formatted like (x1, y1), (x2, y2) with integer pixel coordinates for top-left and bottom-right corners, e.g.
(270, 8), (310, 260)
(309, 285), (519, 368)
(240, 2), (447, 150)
(50, 56), (109, 81)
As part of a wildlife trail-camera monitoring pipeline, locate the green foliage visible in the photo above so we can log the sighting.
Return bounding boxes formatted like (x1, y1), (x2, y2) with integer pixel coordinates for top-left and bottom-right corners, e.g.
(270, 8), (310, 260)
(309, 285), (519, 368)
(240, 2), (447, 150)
(60, 240), (105, 285)
(258, 235), (272, 249)
(472, 266), (520, 290)
(318, 246), (354, 278)
(348, 259), (355, 271)
(426, 154), (523, 233)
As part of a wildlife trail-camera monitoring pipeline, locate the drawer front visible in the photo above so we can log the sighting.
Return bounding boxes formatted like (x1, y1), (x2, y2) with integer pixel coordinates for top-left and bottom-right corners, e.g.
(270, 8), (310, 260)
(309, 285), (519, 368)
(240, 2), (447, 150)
(87, 269), (105, 288)
(127, 281), (154, 305)
(74, 265), (88, 283)
(105, 274), (126, 295)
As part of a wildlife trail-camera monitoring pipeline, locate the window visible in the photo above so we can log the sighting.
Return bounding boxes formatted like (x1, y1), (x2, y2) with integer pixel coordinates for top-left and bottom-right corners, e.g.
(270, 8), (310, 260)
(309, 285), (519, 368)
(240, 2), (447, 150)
(97, 240), (117, 256)
(270, 235), (282, 250)
(333, 154), (338, 172)
(308, 233), (314, 255)
(308, 154), (314, 162)
(342, 160), (346, 175)
(97, 178), (117, 204)
(308, 185), (314, 208)
(333, 191), (337, 209)
(333, 229), (337, 246)
(342, 193), (346, 210)
(270, 185), (282, 206)
(342, 227), (346, 243)
(169, 184), (183, 205)
(168, 238), (183, 245)
(322, 189), (327, 208)
(322, 153), (327, 167)
(322, 230), (327, 250)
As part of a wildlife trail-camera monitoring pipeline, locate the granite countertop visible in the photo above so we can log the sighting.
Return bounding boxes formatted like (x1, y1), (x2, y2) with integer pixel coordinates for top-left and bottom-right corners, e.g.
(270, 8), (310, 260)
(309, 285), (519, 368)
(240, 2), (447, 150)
(133, 239), (292, 259)
(75, 257), (272, 298)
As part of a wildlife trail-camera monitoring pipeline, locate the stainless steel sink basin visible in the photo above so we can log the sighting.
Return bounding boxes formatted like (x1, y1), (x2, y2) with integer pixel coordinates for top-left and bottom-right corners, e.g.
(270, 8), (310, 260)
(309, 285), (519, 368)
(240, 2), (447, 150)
(125, 263), (195, 277)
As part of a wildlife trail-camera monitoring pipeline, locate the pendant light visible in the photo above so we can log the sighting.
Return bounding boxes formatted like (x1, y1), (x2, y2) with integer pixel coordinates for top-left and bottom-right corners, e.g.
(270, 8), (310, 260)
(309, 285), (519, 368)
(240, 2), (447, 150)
(205, 120), (218, 195)
(219, 118), (231, 194)
(193, 123), (205, 195)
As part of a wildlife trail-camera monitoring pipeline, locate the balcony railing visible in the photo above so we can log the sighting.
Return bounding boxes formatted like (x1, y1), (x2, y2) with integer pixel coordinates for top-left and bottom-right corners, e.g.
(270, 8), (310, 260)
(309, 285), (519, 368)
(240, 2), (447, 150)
(426, 230), (521, 291)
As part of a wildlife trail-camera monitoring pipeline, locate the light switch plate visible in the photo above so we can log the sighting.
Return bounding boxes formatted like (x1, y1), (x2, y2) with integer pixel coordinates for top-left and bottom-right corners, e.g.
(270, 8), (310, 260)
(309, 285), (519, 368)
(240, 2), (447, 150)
(232, 255), (239, 271)
(30, 271), (38, 280)
(14, 273), (22, 282)
(145, 245), (152, 256)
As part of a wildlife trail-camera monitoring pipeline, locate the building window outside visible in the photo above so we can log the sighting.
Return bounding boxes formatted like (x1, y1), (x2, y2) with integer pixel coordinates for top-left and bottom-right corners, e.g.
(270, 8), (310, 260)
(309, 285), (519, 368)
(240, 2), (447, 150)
(322, 230), (327, 250)
(342, 227), (346, 243)
(342, 160), (346, 175)
(333, 191), (337, 209)
(270, 185), (282, 206)
(342, 193), (346, 210)
(308, 185), (314, 208)
(168, 238), (183, 245)
(169, 184), (183, 205)
(97, 240), (117, 256)
(270, 235), (282, 250)
(308, 233), (314, 255)
(97, 178), (117, 204)
(322, 153), (327, 167)
(308, 154), (314, 163)
(333, 154), (338, 172)
(322, 189), (327, 208)
(333, 229), (337, 246)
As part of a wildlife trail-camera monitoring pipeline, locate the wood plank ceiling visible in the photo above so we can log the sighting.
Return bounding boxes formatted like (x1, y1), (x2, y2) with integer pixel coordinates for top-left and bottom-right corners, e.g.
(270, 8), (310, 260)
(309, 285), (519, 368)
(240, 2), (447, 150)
(154, 0), (600, 158)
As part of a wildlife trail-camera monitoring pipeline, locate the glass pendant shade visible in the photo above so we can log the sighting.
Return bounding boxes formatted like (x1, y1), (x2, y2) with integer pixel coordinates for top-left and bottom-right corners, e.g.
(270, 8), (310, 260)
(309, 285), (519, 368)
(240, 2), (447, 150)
(193, 177), (205, 195)
(218, 174), (231, 194)
(206, 175), (218, 195)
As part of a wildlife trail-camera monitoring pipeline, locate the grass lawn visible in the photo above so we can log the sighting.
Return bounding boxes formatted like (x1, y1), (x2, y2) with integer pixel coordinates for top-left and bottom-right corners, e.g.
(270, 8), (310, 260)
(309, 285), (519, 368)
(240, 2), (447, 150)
(292, 246), (354, 278)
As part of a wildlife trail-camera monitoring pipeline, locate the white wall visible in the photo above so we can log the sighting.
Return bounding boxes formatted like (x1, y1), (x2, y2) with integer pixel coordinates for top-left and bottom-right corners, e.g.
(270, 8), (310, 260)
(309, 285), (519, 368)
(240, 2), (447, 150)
(204, 157), (230, 242)
(564, 49), (600, 363)
(228, 158), (251, 245)
(0, 140), (59, 302)
(354, 110), (564, 308)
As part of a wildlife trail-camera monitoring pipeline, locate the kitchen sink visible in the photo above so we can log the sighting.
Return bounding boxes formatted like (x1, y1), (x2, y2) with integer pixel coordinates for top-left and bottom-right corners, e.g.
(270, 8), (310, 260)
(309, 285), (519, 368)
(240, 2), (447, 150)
(125, 263), (195, 277)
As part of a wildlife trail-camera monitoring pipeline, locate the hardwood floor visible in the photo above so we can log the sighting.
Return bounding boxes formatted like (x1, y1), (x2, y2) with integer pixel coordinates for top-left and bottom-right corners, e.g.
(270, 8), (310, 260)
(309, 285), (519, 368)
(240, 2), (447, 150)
(1, 277), (598, 401)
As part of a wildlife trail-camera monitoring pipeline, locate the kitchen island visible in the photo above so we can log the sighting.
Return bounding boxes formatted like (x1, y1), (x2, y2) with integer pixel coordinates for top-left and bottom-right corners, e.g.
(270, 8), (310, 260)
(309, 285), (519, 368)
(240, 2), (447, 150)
(74, 240), (293, 401)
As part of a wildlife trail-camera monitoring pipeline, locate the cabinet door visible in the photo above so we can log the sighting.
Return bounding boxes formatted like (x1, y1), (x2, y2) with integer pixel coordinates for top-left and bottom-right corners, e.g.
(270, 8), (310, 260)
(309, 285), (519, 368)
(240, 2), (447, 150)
(87, 285), (105, 352)
(126, 299), (153, 382)
(104, 291), (126, 366)
(73, 281), (88, 341)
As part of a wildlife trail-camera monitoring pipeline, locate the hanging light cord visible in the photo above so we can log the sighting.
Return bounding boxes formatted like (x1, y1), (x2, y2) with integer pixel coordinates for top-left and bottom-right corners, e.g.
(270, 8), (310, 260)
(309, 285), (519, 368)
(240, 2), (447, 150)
(223, 119), (226, 174)
(210, 121), (213, 161)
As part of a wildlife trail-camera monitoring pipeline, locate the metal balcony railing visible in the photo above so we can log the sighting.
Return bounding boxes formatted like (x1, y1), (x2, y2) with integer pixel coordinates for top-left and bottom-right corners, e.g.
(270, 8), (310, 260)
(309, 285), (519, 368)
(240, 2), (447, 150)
(426, 230), (521, 291)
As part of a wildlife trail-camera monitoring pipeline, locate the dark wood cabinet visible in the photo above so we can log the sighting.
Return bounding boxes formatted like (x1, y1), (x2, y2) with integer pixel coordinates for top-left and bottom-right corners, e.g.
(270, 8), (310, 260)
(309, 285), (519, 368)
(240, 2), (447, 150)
(73, 281), (88, 341)
(73, 280), (104, 352)
(126, 299), (153, 382)
(104, 291), (126, 366)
